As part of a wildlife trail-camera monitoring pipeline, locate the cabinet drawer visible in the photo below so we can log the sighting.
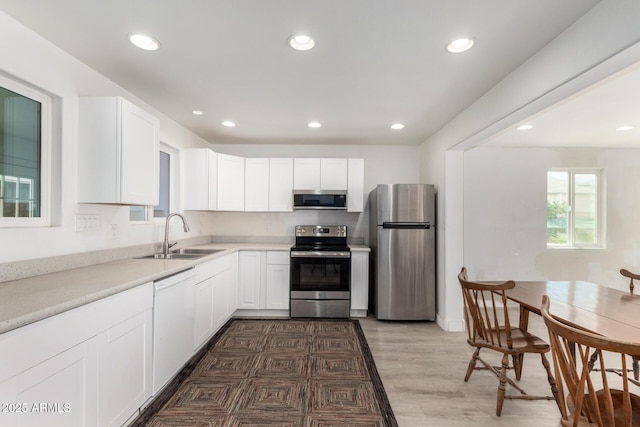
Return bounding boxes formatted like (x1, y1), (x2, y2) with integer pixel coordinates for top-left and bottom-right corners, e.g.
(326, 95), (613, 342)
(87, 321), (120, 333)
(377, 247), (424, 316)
(196, 254), (232, 281)
(267, 251), (290, 265)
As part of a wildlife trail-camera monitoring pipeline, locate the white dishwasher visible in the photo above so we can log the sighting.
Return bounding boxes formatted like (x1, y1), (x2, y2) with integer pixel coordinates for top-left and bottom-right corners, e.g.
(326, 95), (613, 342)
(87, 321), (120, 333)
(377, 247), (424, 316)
(152, 268), (197, 395)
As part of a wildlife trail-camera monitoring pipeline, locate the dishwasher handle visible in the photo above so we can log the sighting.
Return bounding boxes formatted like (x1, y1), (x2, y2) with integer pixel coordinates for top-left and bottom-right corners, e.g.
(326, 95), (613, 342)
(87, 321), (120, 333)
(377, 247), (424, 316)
(154, 268), (196, 292)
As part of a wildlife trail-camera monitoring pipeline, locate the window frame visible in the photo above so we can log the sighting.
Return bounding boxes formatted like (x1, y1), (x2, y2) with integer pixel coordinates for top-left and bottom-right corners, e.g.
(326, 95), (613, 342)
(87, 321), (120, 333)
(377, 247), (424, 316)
(546, 168), (606, 249)
(129, 142), (178, 223)
(0, 74), (51, 227)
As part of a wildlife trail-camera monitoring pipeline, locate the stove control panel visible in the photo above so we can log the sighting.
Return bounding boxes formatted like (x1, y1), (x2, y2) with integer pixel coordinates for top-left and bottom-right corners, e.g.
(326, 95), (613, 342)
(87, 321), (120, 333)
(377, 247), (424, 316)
(295, 225), (347, 238)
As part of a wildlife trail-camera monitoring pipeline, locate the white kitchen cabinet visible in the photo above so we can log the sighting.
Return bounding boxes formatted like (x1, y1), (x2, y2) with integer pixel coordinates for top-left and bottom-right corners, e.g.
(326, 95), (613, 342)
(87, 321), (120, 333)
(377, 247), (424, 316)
(245, 158), (270, 211)
(217, 153), (245, 211)
(350, 251), (369, 317)
(193, 254), (237, 350)
(265, 251), (290, 310)
(183, 149), (245, 211)
(78, 96), (159, 205)
(347, 158), (365, 212)
(237, 250), (290, 312)
(0, 283), (153, 427)
(293, 158), (321, 189)
(237, 251), (265, 309)
(97, 310), (152, 427)
(269, 158), (294, 211)
(294, 158), (350, 190)
(320, 158), (348, 190)
(0, 339), (98, 427)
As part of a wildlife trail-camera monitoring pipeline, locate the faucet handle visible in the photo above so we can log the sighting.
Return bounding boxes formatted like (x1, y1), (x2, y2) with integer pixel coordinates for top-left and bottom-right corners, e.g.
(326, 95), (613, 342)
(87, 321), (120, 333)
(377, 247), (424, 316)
(168, 241), (178, 249)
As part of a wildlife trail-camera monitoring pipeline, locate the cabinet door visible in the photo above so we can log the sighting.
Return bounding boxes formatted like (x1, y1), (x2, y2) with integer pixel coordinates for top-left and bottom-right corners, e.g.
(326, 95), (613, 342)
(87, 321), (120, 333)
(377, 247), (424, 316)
(245, 158), (270, 211)
(183, 149), (217, 210)
(237, 251), (265, 309)
(350, 251), (369, 312)
(269, 158), (294, 211)
(347, 158), (365, 212)
(213, 267), (233, 326)
(0, 339), (98, 427)
(266, 264), (290, 310)
(217, 153), (245, 211)
(193, 277), (215, 350)
(97, 310), (152, 427)
(293, 158), (321, 189)
(120, 99), (160, 205)
(320, 158), (348, 190)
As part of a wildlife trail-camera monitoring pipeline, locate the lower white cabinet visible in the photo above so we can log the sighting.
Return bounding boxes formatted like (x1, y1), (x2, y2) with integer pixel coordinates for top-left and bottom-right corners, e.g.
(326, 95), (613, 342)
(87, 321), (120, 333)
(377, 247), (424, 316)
(238, 250), (289, 311)
(97, 311), (152, 427)
(193, 253), (238, 350)
(350, 251), (370, 316)
(0, 283), (153, 427)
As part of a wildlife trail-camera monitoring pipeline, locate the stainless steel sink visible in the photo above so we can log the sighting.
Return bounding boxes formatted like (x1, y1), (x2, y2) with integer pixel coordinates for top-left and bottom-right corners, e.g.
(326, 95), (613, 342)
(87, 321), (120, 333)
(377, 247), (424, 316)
(136, 248), (225, 260)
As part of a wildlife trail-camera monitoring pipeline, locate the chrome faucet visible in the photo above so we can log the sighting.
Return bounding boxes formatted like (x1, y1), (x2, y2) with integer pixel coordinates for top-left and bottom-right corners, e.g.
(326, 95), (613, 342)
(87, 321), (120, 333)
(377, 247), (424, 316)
(163, 213), (190, 256)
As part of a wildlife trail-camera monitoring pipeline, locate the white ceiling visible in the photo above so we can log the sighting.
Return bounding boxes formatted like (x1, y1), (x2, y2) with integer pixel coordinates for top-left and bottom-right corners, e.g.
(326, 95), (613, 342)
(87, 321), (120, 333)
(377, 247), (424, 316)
(0, 0), (603, 146)
(482, 61), (640, 148)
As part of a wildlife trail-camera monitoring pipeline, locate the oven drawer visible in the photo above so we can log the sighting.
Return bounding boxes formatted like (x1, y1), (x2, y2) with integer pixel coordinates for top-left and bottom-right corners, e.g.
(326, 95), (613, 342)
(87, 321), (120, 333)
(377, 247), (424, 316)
(290, 299), (350, 318)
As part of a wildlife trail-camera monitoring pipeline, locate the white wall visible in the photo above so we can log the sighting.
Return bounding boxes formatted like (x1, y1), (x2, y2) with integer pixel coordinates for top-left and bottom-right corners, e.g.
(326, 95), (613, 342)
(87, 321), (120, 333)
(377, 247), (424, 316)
(0, 11), (211, 263)
(419, 0), (640, 330)
(464, 147), (640, 292)
(205, 144), (420, 242)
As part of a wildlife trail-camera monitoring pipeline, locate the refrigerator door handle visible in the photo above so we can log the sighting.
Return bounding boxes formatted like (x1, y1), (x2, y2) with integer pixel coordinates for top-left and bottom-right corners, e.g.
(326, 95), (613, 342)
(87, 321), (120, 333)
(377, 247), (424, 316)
(382, 222), (432, 229)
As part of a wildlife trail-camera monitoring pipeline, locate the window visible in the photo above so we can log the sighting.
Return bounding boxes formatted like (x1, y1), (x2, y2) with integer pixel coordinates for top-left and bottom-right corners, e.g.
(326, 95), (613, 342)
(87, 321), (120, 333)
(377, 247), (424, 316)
(547, 169), (604, 248)
(0, 75), (50, 226)
(130, 144), (176, 222)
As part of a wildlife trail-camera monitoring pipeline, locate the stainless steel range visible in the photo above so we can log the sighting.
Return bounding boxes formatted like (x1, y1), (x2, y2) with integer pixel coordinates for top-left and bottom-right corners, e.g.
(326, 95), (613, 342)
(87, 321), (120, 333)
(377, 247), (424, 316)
(290, 225), (351, 318)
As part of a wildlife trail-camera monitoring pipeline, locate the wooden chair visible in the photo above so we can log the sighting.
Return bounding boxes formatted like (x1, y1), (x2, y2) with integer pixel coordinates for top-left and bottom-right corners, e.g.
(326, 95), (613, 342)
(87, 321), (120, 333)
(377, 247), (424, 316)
(589, 269), (640, 384)
(457, 267), (560, 416)
(541, 295), (640, 426)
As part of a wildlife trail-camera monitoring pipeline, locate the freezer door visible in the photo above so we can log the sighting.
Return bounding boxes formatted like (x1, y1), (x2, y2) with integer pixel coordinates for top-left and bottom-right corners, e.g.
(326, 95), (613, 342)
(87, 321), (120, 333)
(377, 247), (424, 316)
(376, 184), (434, 224)
(376, 227), (435, 320)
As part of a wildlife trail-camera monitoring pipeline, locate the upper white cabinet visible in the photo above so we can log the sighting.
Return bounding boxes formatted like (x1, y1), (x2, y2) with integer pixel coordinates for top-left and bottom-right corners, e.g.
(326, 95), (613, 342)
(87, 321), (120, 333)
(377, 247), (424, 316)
(245, 158), (270, 211)
(293, 158), (348, 190)
(183, 149), (245, 211)
(320, 158), (348, 190)
(269, 158), (294, 212)
(78, 96), (159, 205)
(243, 158), (294, 212)
(347, 158), (365, 212)
(293, 158), (321, 189)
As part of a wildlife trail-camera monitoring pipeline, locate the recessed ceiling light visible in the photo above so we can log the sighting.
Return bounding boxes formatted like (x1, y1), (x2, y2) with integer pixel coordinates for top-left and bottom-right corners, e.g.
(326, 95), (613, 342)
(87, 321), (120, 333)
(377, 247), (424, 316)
(446, 37), (475, 53)
(221, 121), (236, 127)
(128, 33), (160, 51)
(390, 123), (405, 130)
(516, 124), (534, 131)
(288, 34), (315, 51)
(308, 121), (322, 128)
(192, 110), (203, 116)
(616, 125), (635, 131)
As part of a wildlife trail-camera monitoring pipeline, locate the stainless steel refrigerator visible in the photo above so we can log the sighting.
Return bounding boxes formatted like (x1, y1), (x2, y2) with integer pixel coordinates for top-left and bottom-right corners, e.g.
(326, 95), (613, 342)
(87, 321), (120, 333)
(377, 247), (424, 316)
(369, 184), (436, 320)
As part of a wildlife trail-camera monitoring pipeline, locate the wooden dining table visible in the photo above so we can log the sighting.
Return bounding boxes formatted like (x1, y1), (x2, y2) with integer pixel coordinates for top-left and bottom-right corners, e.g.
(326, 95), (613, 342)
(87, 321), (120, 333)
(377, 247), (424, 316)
(497, 280), (640, 344)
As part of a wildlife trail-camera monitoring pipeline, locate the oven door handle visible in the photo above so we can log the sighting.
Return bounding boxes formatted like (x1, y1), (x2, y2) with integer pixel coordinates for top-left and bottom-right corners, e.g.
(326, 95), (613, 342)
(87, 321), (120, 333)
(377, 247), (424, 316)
(291, 251), (351, 258)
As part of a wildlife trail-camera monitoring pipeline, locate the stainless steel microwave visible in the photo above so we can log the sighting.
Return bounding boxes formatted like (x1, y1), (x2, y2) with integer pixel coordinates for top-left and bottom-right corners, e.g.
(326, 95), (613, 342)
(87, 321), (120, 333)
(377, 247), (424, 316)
(292, 190), (347, 210)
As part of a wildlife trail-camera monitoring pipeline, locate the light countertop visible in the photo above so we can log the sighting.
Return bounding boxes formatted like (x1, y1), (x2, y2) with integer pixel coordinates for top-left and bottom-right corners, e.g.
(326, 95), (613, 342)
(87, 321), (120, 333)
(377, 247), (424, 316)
(0, 242), (370, 334)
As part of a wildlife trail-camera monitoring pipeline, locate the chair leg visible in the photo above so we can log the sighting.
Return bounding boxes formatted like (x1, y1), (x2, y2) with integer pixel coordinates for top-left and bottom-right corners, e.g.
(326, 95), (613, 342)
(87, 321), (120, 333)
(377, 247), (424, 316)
(541, 352), (561, 413)
(512, 353), (522, 380)
(496, 353), (509, 416)
(465, 348), (480, 382)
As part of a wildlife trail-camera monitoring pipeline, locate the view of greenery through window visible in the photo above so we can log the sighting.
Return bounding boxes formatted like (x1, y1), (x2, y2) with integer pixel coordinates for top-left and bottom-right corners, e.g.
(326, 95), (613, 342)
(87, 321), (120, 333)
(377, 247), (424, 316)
(0, 86), (42, 219)
(547, 170), (599, 247)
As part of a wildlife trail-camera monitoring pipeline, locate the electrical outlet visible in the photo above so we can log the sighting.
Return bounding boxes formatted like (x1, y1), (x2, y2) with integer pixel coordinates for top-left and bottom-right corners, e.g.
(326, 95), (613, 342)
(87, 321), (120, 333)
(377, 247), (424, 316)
(109, 224), (118, 240)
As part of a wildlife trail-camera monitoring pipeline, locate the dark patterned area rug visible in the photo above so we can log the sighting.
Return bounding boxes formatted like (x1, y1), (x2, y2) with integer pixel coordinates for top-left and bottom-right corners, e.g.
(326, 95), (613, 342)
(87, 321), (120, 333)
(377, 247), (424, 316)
(130, 318), (397, 427)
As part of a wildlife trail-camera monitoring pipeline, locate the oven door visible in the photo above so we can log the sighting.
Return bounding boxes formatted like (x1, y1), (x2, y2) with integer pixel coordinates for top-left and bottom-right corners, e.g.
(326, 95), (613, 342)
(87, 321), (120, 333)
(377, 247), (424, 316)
(290, 251), (351, 299)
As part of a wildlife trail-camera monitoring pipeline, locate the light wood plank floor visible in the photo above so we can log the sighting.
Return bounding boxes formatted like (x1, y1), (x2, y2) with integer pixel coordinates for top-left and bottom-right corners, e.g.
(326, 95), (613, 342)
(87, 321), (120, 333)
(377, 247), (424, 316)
(358, 311), (563, 427)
